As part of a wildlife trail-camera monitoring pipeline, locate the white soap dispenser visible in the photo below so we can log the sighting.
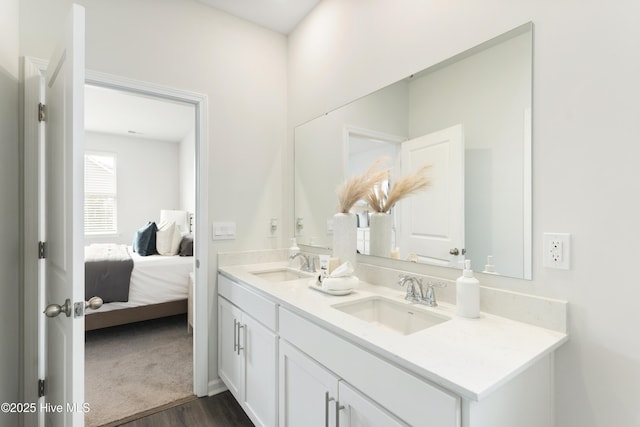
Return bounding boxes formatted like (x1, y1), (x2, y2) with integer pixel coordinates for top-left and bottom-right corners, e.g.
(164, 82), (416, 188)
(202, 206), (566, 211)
(288, 238), (300, 267)
(483, 255), (497, 274)
(456, 259), (480, 318)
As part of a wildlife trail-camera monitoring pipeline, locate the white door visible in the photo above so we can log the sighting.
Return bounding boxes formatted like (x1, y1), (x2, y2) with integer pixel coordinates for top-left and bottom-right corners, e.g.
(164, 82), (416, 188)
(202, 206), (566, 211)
(279, 340), (340, 427)
(398, 125), (464, 266)
(218, 297), (244, 399)
(338, 381), (409, 427)
(243, 314), (277, 427)
(42, 4), (86, 426)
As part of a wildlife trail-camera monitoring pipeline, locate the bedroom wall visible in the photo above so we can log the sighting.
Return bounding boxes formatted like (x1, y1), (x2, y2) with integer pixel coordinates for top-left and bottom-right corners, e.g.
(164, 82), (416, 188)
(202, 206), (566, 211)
(0, 0), (20, 423)
(179, 128), (196, 215)
(84, 132), (181, 246)
(20, 0), (287, 394)
(288, 1), (640, 426)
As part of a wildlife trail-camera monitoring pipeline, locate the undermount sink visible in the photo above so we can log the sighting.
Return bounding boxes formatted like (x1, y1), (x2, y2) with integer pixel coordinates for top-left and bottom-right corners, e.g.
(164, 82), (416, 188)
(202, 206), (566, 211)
(250, 268), (312, 282)
(332, 296), (450, 335)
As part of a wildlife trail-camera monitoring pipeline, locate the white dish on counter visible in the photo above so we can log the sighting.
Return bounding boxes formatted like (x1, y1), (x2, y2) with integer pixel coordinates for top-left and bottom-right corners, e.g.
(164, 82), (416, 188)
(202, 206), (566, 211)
(308, 285), (354, 296)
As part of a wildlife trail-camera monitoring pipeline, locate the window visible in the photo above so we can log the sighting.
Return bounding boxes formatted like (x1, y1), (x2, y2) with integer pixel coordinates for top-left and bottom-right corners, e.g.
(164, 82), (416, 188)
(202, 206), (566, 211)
(84, 152), (117, 235)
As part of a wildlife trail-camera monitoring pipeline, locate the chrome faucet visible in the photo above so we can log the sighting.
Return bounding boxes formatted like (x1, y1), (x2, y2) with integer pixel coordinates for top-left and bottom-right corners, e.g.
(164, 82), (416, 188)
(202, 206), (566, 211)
(398, 275), (421, 302)
(289, 252), (316, 272)
(398, 274), (446, 307)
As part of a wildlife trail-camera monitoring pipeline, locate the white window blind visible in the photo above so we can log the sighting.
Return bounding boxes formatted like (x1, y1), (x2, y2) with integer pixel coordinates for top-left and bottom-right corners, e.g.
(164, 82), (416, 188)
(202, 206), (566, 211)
(84, 152), (117, 235)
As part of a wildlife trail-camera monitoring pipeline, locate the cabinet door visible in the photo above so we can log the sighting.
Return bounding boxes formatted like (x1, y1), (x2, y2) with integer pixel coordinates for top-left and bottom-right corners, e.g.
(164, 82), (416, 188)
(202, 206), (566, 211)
(339, 381), (409, 427)
(243, 314), (277, 427)
(279, 340), (340, 427)
(218, 297), (243, 399)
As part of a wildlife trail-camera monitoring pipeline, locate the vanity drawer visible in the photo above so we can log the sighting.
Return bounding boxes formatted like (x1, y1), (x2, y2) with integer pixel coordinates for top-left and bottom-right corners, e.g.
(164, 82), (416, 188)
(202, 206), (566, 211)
(218, 273), (277, 331)
(279, 307), (460, 427)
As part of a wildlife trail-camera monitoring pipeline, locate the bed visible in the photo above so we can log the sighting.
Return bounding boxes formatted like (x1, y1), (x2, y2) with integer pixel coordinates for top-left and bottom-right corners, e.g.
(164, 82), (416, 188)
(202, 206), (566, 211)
(85, 211), (194, 331)
(85, 246), (194, 330)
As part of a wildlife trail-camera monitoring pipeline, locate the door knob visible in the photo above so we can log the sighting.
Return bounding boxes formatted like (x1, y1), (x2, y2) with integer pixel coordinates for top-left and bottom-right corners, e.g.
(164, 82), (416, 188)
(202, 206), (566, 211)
(449, 248), (466, 256)
(45, 297), (103, 318)
(44, 299), (72, 318)
(85, 296), (103, 311)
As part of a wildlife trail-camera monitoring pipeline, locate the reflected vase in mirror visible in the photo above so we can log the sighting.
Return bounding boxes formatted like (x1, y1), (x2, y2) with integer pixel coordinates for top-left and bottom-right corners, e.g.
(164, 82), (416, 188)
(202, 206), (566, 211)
(369, 212), (392, 257)
(332, 213), (357, 266)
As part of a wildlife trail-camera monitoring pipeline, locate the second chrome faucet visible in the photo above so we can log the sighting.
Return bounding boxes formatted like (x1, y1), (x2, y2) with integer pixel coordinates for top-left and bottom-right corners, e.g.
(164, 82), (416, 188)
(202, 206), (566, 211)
(289, 252), (316, 272)
(398, 274), (446, 307)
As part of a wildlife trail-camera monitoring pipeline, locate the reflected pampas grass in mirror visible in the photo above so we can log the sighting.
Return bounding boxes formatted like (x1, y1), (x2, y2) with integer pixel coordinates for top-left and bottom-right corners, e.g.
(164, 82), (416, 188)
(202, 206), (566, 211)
(336, 158), (390, 213)
(366, 164), (432, 213)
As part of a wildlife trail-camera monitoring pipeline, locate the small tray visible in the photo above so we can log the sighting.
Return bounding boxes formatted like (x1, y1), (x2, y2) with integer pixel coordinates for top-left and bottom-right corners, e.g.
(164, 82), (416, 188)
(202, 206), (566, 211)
(308, 285), (353, 296)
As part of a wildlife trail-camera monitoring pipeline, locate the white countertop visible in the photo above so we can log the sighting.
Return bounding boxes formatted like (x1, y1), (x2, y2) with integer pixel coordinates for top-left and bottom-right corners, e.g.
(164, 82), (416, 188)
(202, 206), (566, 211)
(219, 262), (568, 401)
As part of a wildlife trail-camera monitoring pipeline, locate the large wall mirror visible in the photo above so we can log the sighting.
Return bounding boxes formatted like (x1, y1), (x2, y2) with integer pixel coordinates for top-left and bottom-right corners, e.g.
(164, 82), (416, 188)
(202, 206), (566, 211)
(294, 22), (533, 280)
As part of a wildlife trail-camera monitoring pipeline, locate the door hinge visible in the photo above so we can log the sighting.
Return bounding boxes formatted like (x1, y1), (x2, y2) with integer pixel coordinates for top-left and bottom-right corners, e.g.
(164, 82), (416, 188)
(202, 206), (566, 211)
(38, 379), (46, 398)
(38, 103), (46, 122)
(38, 241), (46, 259)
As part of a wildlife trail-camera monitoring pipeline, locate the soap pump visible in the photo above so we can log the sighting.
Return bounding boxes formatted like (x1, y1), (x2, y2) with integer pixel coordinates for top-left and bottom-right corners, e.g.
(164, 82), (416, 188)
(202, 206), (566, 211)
(288, 238), (300, 267)
(483, 255), (497, 274)
(456, 259), (480, 318)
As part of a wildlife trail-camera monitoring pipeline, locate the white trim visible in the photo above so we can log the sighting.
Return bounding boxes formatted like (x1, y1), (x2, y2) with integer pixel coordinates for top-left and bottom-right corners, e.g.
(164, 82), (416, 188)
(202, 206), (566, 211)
(208, 378), (228, 396)
(22, 55), (47, 427)
(85, 70), (211, 397)
(342, 124), (406, 178)
(523, 108), (532, 279)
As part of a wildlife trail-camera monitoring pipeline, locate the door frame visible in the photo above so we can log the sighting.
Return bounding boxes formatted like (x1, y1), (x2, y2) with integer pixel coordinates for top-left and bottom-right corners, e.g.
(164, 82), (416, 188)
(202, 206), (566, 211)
(22, 58), (210, 422)
(85, 70), (209, 398)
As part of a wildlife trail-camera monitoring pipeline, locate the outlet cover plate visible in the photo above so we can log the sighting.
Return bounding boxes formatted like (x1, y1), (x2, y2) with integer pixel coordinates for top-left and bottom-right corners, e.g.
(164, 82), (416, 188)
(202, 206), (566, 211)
(543, 233), (570, 270)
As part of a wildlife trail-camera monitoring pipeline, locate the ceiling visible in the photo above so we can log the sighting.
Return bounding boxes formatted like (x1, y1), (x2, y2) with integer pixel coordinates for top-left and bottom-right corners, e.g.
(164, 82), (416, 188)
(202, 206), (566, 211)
(196, 0), (321, 34)
(85, 85), (195, 143)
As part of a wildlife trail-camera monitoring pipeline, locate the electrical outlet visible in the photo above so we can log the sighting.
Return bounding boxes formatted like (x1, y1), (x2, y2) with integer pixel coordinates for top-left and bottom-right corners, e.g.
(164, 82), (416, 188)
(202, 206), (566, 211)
(543, 233), (570, 270)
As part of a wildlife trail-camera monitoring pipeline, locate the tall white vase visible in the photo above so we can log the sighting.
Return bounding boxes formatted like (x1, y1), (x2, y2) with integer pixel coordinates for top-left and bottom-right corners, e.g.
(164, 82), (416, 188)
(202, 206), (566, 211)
(332, 213), (357, 266)
(369, 212), (392, 258)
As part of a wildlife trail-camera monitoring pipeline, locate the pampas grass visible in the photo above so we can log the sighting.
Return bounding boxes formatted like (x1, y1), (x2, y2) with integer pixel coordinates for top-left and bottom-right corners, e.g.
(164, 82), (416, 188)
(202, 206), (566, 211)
(366, 164), (432, 213)
(336, 158), (390, 213)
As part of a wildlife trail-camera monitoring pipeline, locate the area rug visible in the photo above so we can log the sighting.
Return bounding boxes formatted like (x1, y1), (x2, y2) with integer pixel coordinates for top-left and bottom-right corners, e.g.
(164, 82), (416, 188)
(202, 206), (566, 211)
(84, 314), (193, 427)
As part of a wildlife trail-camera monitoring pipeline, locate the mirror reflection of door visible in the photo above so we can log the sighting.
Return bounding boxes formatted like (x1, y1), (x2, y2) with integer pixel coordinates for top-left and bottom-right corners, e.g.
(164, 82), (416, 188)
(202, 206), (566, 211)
(398, 124), (464, 266)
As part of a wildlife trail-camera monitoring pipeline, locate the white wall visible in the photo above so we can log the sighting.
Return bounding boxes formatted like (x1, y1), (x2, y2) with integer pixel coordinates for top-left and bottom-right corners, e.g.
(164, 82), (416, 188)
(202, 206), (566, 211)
(0, 0), (20, 423)
(289, 1), (640, 426)
(85, 132), (182, 245)
(20, 0), (287, 392)
(179, 128), (196, 214)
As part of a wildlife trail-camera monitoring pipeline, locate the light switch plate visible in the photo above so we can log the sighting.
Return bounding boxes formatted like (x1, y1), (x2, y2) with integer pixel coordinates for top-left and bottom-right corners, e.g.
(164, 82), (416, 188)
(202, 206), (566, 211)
(543, 233), (570, 269)
(212, 222), (236, 240)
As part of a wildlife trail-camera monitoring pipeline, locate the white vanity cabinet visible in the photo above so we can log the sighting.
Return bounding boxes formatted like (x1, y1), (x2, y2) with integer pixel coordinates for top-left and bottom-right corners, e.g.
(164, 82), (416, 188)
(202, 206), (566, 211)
(217, 267), (560, 427)
(218, 274), (277, 427)
(279, 339), (407, 427)
(279, 307), (460, 427)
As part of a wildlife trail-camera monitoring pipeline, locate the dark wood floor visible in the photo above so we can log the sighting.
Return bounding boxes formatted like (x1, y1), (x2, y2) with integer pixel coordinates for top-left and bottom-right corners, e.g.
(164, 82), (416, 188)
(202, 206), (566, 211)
(117, 391), (254, 427)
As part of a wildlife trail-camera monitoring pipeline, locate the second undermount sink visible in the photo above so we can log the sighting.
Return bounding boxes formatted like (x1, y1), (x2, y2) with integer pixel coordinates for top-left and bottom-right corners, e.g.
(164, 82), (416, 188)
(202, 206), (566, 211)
(250, 268), (312, 282)
(331, 296), (450, 335)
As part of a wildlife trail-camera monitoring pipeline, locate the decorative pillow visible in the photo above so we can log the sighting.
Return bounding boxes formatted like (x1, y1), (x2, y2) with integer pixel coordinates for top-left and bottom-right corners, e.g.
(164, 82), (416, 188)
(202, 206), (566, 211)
(132, 222), (158, 256)
(171, 228), (183, 254)
(156, 221), (183, 256)
(179, 235), (194, 257)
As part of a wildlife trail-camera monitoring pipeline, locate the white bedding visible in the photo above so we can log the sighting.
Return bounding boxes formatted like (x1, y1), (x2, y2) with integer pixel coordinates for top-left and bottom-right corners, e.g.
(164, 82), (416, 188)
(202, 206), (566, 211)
(87, 248), (194, 314)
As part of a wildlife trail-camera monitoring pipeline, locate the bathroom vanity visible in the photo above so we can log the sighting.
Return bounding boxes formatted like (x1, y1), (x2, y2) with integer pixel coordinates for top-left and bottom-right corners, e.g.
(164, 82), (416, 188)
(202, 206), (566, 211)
(217, 255), (567, 427)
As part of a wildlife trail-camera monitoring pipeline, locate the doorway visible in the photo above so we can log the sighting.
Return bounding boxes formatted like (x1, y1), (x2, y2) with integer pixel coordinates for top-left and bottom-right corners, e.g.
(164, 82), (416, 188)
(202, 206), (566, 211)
(84, 70), (210, 395)
(83, 82), (201, 425)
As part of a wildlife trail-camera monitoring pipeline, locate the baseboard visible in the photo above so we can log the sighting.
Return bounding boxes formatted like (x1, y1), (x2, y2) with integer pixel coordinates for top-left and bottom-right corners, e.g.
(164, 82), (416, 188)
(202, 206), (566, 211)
(208, 378), (228, 396)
